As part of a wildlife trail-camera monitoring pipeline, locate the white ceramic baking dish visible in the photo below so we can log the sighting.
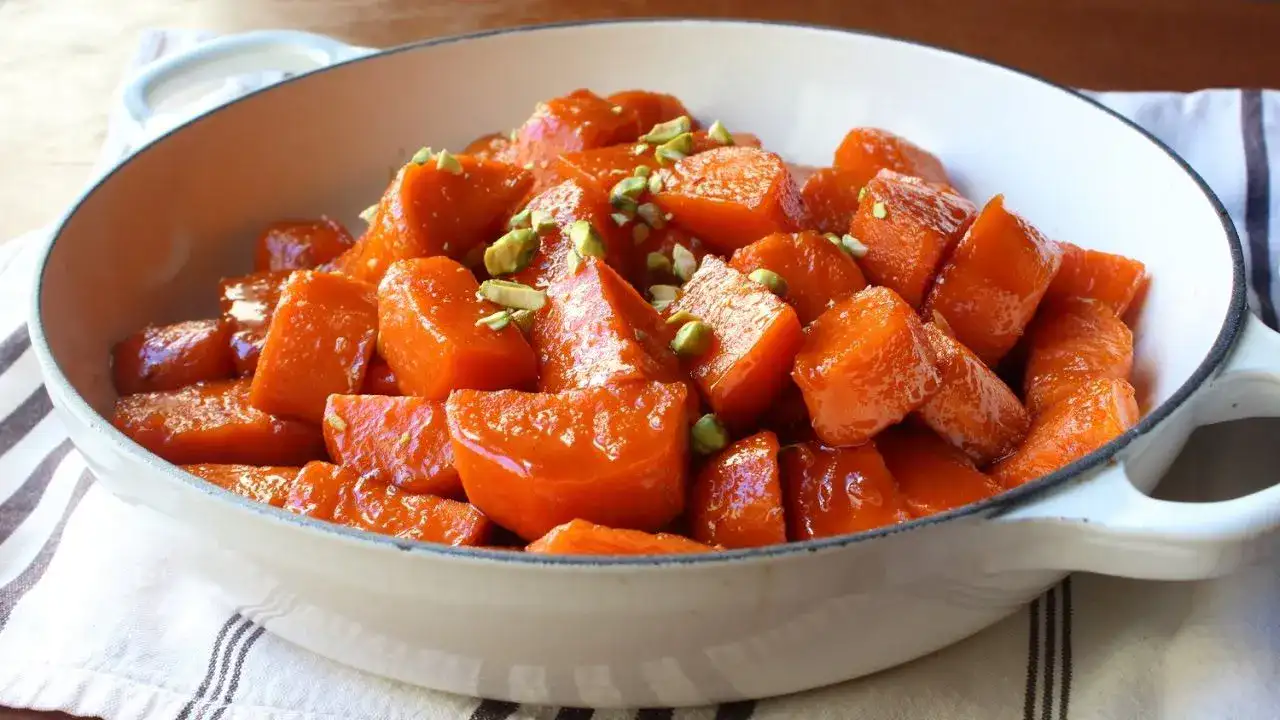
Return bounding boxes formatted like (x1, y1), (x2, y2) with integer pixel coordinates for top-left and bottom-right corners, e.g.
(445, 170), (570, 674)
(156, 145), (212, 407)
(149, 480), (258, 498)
(29, 20), (1280, 708)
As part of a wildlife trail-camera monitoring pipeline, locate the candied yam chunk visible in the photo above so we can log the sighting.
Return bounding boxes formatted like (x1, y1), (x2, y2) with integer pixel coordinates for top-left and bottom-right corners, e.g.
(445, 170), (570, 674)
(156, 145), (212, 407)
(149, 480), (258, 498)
(253, 217), (355, 272)
(377, 257), (538, 400)
(249, 271), (378, 424)
(728, 231), (868, 325)
(112, 319), (234, 395)
(916, 322), (1030, 465)
(285, 460), (350, 519)
(333, 475), (490, 545)
(991, 378), (1139, 488)
(553, 144), (658, 193)
(510, 89), (643, 191)
(527, 519), (716, 555)
(532, 257), (683, 393)
(112, 379), (325, 466)
(219, 271), (290, 375)
(792, 286), (940, 447)
(876, 425), (1003, 518)
(689, 130), (762, 153)
(1023, 298), (1134, 416)
(780, 441), (910, 540)
(462, 132), (511, 161)
(345, 154), (533, 284)
(669, 256), (804, 428)
(446, 382), (690, 541)
(851, 170), (977, 308)
(323, 394), (461, 498)
(1043, 241), (1149, 317)
(924, 195), (1064, 365)
(182, 463), (301, 507)
(689, 431), (786, 549)
(801, 167), (865, 235)
(653, 146), (806, 254)
(510, 178), (632, 290)
(606, 90), (696, 135)
(833, 127), (949, 188)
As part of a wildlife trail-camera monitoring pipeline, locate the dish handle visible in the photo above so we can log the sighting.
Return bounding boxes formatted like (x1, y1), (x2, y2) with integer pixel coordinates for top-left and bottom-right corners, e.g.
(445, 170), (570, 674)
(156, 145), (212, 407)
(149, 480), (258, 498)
(119, 30), (372, 146)
(989, 313), (1280, 580)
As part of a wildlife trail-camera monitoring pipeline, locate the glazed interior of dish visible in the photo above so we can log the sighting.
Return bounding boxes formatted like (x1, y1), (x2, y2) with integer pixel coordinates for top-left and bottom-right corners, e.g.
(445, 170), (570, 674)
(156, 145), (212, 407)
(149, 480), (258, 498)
(99, 86), (1150, 554)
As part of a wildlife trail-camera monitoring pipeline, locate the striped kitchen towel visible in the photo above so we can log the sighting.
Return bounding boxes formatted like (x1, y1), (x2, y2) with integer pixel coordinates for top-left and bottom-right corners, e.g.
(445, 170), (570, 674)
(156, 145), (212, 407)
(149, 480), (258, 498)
(1, 29), (1279, 720)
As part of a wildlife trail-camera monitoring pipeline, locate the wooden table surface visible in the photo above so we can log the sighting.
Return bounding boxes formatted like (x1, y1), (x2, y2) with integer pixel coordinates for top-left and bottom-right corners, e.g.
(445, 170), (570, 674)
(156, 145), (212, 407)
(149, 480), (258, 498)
(1, 0), (1278, 717)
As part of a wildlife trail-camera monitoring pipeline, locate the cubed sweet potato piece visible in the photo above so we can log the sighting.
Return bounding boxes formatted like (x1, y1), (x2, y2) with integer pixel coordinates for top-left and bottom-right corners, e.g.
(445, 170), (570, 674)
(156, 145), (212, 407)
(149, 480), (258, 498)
(112, 379), (325, 466)
(344, 154), (533, 284)
(924, 195), (1064, 365)
(606, 90), (696, 135)
(527, 519), (716, 555)
(851, 170), (977, 308)
(689, 131), (762, 153)
(669, 256), (804, 428)
(323, 394), (461, 498)
(916, 323), (1030, 464)
(333, 474), (490, 546)
(1043, 242), (1149, 317)
(510, 89), (643, 192)
(446, 382), (689, 541)
(378, 257), (537, 399)
(533, 256), (685, 393)
(833, 127), (949, 189)
(780, 441), (910, 540)
(689, 431), (786, 549)
(182, 463), (301, 507)
(553, 144), (658, 194)
(792, 286), (940, 447)
(219, 271), (290, 376)
(1023, 298), (1134, 416)
(729, 231), (868, 324)
(876, 425), (1003, 518)
(800, 167), (864, 235)
(254, 217), (355, 272)
(653, 146), (806, 254)
(991, 378), (1139, 488)
(284, 460), (351, 519)
(112, 319), (235, 395)
(249, 271), (378, 423)
(462, 132), (511, 161)
(508, 178), (632, 290)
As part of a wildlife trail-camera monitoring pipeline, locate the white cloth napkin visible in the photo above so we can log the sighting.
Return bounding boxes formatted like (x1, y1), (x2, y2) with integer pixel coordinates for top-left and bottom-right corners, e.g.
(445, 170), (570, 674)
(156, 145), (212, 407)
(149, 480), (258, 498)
(1, 29), (1279, 720)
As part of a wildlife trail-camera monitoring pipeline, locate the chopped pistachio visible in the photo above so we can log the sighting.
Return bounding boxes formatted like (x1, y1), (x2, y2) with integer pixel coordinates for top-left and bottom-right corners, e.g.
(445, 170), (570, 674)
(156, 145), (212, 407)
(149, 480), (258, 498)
(749, 268), (788, 296)
(358, 204), (378, 223)
(708, 120), (735, 146)
(823, 232), (842, 246)
(640, 115), (693, 144)
(510, 309), (536, 333)
(397, 432), (410, 446)
(523, 162), (535, 170)
(507, 206), (533, 230)
(476, 279), (547, 311)
(647, 173), (665, 194)
(611, 212), (631, 227)
(475, 309), (512, 331)
(648, 284), (681, 312)
(610, 175), (648, 211)
(646, 252), (672, 275)
(610, 105), (624, 114)
(509, 129), (519, 142)
(872, 201), (887, 219)
(671, 244), (698, 283)
(665, 309), (698, 326)
(858, 186), (868, 202)
(671, 320), (713, 357)
(636, 202), (665, 228)
(483, 228), (540, 276)
(633, 165), (652, 179)
(841, 234), (869, 259)
(568, 220), (606, 258)
(632, 223), (651, 246)
(690, 413), (729, 455)
(530, 209), (557, 233)
(655, 132), (693, 165)
(435, 149), (463, 174)
(633, 144), (649, 155)
(326, 414), (348, 432)
(410, 146), (434, 165)
(566, 248), (584, 274)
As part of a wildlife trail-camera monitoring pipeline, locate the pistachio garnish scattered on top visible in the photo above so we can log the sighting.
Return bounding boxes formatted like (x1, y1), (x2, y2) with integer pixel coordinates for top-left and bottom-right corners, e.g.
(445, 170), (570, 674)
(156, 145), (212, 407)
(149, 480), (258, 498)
(690, 413), (729, 455)
(671, 320), (713, 357)
(748, 268), (788, 296)
(476, 279), (547, 311)
(636, 202), (665, 228)
(475, 310), (513, 331)
(569, 220), (606, 259)
(610, 175), (648, 212)
(435, 150), (463, 175)
(640, 115), (692, 144)
(655, 133), (693, 165)
(671, 243), (698, 283)
(410, 146), (434, 165)
(483, 228), (540, 276)
(841, 234), (869, 258)
(708, 120), (735, 146)
(648, 284), (681, 312)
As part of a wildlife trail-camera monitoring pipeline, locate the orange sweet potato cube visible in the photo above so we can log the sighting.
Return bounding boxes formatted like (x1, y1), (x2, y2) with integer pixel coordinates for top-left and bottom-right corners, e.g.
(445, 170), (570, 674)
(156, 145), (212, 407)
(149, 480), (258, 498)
(924, 195), (1064, 365)
(218, 270), (291, 376)
(462, 132), (511, 160)
(1023, 298), (1134, 416)
(254, 217), (355, 272)
(729, 230), (868, 325)
(688, 431), (786, 549)
(377, 257), (538, 400)
(851, 170), (977, 308)
(606, 90), (696, 135)
(332, 474), (491, 546)
(323, 394), (462, 498)
(527, 519), (716, 555)
(792, 286), (940, 447)
(833, 127), (950, 189)
(780, 441), (911, 540)
(801, 167), (865, 235)
(249, 271), (379, 423)
(553, 144), (659, 194)
(669, 256), (804, 428)
(182, 463), (302, 507)
(876, 425), (1002, 518)
(510, 178), (632, 290)
(112, 319), (235, 395)
(1043, 241), (1149, 317)
(509, 89), (643, 193)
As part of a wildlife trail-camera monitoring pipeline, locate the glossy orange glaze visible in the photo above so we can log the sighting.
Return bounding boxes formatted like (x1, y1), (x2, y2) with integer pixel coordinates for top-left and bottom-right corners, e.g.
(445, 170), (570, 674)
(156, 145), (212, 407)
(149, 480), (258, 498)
(527, 519), (717, 555)
(446, 382), (690, 541)
(253, 217), (355, 272)
(792, 286), (940, 447)
(323, 394), (461, 498)
(1043, 241), (1149, 317)
(284, 460), (350, 519)
(510, 178), (632, 290)
(688, 130), (762, 154)
(800, 167), (864, 235)
(553, 143), (658, 194)
(360, 355), (401, 395)
(1023, 298), (1134, 416)
(780, 441), (911, 540)
(669, 256), (804, 429)
(924, 195), (1064, 365)
(218, 270), (290, 376)
(509, 89), (643, 193)
(916, 323), (1030, 465)
(653, 146), (807, 254)
(991, 378), (1139, 488)
(112, 319), (235, 395)
(606, 90), (696, 135)
(851, 170), (977, 308)
(462, 132), (512, 161)
(377, 257), (538, 400)
(182, 463), (301, 507)
(832, 127), (950, 189)
(112, 379), (325, 466)
(728, 231), (868, 324)
(689, 431), (786, 548)
(875, 425), (1002, 518)
(249, 271), (379, 424)
(343, 154), (533, 284)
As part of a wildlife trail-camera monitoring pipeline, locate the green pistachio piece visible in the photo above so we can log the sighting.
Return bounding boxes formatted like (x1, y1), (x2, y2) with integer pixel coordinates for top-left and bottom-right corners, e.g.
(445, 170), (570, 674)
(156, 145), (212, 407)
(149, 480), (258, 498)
(872, 201), (887, 219)
(648, 284), (681, 312)
(665, 309), (698, 326)
(530, 209), (557, 233)
(632, 223), (651, 246)
(483, 228), (540, 276)
(358, 204), (378, 223)
(639, 115), (692, 144)
(568, 220), (606, 259)
(476, 279), (547, 311)
(670, 320), (713, 357)
(748, 268), (788, 296)
(636, 202), (665, 228)
(633, 165), (652, 179)
(655, 132), (694, 165)
(510, 309), (536, 333)
(708, 120), (734, 146)
(435, 149), (463, 174)
(646, 252), (672, 275)
(648, 173), (665, 194)
(671, 243), (698, 283)
(841, 234), (869, 258)
(611, 212), (631, 227)
(410, 146), (434, 165)
(610, 175), (648, 211)
(690, 413), (729, 455)
(507, 206), (533, 230)
(474, 310), (512, 331)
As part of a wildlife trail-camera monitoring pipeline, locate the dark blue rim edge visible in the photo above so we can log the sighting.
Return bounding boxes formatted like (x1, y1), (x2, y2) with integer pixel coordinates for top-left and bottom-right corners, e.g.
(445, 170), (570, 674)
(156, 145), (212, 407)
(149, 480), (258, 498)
(29, 17), (1247, 568)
